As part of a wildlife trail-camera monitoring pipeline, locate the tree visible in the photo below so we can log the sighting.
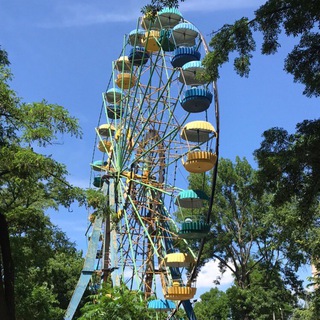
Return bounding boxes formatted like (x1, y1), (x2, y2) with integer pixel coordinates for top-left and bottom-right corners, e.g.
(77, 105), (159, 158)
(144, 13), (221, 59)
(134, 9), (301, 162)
(78, 282), (154, 320)
(254, 119), (320, 318)
(184, 158), (299, 319)
(193, 267), (294, 320)
(254, 120), (320, 268)
(10, 218), (84, 320)
(204, 0), (320, 97)
(143, 0), (320, 97)
(0, 47), (85, 319)
(194, 288), (230, 320)
(291, 292), (314, 320)
(254, 119), (320, 224)
(193, 265), (295, 320)
(226, 264), (294, 320)
(291, 309), (313, 320)
(141, 0), (183, 16)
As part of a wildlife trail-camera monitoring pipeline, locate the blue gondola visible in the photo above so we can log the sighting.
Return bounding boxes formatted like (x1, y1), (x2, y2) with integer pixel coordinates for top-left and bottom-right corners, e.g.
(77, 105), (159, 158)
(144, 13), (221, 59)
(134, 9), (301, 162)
(128, 46), (150, 66)
(106, 105), (122, 119)
(171, 47), (201, 68)
(180, 88), (213, 113)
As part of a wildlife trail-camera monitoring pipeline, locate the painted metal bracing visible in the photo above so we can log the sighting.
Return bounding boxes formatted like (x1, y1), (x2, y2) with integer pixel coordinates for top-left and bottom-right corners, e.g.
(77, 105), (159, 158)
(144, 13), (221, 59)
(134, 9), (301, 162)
(64, 215), (103, 320)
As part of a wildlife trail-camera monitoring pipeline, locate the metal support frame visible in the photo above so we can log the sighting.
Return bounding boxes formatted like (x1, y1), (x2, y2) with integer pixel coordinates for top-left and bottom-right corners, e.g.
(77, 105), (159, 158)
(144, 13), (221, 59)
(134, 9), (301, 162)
(64, 215), (103, 320)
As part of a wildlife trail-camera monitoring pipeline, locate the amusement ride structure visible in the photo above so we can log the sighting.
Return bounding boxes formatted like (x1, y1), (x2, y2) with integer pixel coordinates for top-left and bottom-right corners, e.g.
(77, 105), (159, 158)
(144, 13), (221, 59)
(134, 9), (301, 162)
(65, 7), (220, 320)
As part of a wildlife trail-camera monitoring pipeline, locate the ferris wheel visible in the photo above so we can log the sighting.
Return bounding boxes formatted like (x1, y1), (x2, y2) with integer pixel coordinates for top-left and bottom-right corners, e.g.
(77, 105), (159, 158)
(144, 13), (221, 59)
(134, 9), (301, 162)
(65, 7), (219, 320)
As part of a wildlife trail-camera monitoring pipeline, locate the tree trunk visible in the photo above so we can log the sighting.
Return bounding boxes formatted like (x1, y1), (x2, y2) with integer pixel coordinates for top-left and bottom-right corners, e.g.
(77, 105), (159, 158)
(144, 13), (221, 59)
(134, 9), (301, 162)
(0, 212), (16, 320)
(0, 266), (9, 320)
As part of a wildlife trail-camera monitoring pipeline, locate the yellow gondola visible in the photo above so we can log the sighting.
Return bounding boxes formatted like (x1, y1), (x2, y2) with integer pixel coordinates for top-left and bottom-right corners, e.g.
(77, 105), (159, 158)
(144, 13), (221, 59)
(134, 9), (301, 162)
(181, 121), (216, 142)
(115, 73), (137, 89)
(165, 282), (196, 300)
(183, 150), (217, 173)
(164, 253), (196, 268)
(97, 124), (116, 137)
(142, 30), (160, 52)
(97, 140), (112, 153)
(114, 56), (131, 72)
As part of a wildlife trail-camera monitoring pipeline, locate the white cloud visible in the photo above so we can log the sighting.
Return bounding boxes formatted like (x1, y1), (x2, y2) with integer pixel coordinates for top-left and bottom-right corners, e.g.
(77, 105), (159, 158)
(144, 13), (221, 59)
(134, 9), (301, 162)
(37, 0), (267, 28)
(39, 2), (142, 28)
(60, 5), (137, 27)
(196, 260), (233, 288)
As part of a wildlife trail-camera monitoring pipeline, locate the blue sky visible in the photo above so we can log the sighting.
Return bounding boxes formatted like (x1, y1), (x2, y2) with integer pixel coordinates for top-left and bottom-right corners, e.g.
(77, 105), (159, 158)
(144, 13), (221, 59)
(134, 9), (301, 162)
(1, 0), (318, 294)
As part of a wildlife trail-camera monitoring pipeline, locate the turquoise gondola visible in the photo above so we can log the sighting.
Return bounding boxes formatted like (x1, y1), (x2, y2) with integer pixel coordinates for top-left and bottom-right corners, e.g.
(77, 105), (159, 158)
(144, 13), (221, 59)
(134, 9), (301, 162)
(105, 88), (124, 104)
(179, 60), (207, 86)
(170, 22), (199, 47)
(148, 299), (176, 311)
(175, 189), (209, 208)
(178, 220), (211, 239)
(159, 29), (175, 52)
(93, 176), (103, 188)
(91, 160), (107, 172)
(128, 29), (145, 46)
(93, 175), (109, 188)
(176, 189), (211, 239)
(157, 7), (182, 28)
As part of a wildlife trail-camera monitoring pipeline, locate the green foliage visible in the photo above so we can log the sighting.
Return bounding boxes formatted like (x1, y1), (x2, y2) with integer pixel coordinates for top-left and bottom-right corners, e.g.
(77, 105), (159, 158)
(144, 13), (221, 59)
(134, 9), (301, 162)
(79, 282), (153, 320)
(0, 48), (87, 319)
(18, 101), (82, 146)
(194, 274), (294, 320)
(141, 0), (185, 16)
(203, 18), (255, 80)
(5, 203), (85, 319)
(209, 0), (320, 96)
(0, 46), (10, 66)
(227, 263), (294, 320)
(85, 189), (107, 210)
(201, 158), (271, 284)
(291, 306), (314, 320)
(255, 0), (320, 97)
(253, 120), (320, 299)
(254, 119), (320, 225)
(194, 288), (230, 320)
(13, 226), (84, 320)
(285, 32), (320, 97)
(21, 283), (63, 320)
